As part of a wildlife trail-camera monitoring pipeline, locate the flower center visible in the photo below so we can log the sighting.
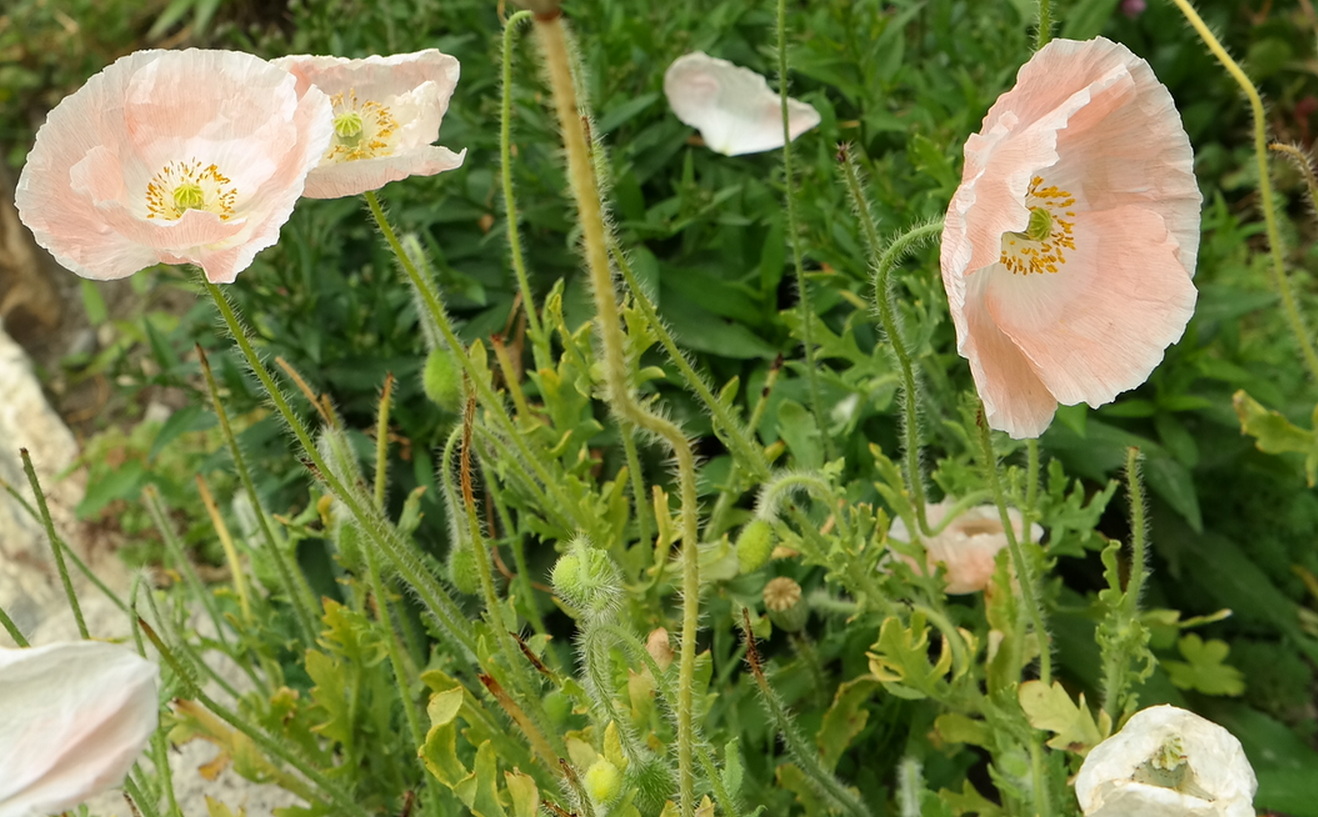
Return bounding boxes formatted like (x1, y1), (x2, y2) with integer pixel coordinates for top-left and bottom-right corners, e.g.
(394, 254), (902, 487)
(999, 176), (1077, 275)
(145, 160), (238, 221)
(1131, 736), (1215, 800)
(325, 90), (398, 163)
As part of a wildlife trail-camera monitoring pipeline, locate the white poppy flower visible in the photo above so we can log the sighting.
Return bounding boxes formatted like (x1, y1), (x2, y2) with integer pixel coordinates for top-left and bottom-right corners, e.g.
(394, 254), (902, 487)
(663, 52), (820, 156)
(0, 641), (160, 817)
(1075, 705), (1257, 817)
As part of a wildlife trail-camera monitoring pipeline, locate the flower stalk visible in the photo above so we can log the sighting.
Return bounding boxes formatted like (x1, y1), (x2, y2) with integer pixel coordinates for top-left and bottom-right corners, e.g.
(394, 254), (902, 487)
(530, 13), (704, 815)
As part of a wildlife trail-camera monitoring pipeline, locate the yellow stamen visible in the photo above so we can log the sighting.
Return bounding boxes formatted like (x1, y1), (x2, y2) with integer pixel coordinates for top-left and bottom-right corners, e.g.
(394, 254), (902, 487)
(145, 160), (237, 221)
(325, 90), (399, 163)
(999, 176), (1077, 275)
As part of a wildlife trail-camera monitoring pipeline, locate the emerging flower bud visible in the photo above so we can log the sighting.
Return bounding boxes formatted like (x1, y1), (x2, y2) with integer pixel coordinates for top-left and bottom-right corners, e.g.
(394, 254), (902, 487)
(584, 757), (622, 806)
(1075, 705), (1257, 817)
(550, 536), (622, 618)
(735, 518), (776, 574)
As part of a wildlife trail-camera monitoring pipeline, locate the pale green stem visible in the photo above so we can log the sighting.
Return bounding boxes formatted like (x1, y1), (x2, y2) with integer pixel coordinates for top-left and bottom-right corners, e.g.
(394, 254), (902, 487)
(202, 280), (479, 663)
(197, 346), (319, 646)
(1169, 0), (1318, 381)
(0, 604), (27, 646)
(777, 0), (831, 463)
(20, 449), (86, 639)
(531, 14), (703, 815)
(1025, 438), (1041, 536)
(974, 409), (1050, 687)
(620, 428), (653, 569)
(1035, 0), (1052, 49)
(500, 9), (550, 370)
(1105, 447), (1150, 721)
(974, 410), (1052, 817)
(457, 397), (564, 765)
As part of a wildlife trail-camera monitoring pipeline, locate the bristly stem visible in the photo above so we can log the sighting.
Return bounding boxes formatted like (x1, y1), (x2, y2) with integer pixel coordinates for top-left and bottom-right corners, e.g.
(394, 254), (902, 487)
(201, 278), (479, 664)
(1169, 0), (1318, 382)
(776, 0), (832, 463)
(531, 12), (704, 816)
(500, 10), (551, 370)
(1035, 0), (1052, 49)
(974, 406), (1051, 688)
(839, 151), (941, 534)
(197, 345), (319, 647)
(20, 449), (87, 639)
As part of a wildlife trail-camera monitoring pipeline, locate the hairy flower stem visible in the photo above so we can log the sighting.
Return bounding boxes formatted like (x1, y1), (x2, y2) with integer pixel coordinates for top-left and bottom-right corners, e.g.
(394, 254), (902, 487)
(202, 280), (479, 664)
(974, 409), (1051, 687)
(776, 0), (832, 463)
(531, 14), (703, 816)
(1035, 0), (1053, 49)
(0, 603), (26, 646)
(1169, 0), (1318, 382)
(500, 10), (550, 371)
(19, 449), (87, 638)
(1102, 447), (1151, 721)
(840, 155), (941, 534)
(197, 346), (318, 646)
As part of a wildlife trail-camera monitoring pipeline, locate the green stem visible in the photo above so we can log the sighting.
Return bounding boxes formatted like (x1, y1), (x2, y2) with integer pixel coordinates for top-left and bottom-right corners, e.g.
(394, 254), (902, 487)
(531, 14), (703, 815)
(20, 449), (86, 639)
(500, 9), (550, 370)
(1169, 0), (1318, 381)
(202, 280), (479, 664)
(1035, 0), (1052, 49)
(776, 0), (832, 463)
(0, 603), (27, 646)
(196, 346), (319, 646)
(974, 406), (1051, 687)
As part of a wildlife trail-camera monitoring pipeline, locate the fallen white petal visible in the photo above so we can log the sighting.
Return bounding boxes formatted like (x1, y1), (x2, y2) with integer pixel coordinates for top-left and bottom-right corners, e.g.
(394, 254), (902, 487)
(0, 641), (159, 817)
(663, 52), (820, 156)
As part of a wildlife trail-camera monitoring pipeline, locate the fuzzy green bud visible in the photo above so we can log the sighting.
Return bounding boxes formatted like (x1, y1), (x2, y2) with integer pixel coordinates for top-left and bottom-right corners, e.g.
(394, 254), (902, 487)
(736, 519), (776, 574)
(550, 537), (621, 617)
(626, 754), (676, 815)
(585, 758), (621, 805)
(447, 544), (481, 595)
(422, 347), (463, 412)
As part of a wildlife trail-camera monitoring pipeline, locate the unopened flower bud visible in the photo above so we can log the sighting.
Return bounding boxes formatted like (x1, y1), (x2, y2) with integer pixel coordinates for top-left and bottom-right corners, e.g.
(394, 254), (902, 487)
(736, 519), (776, 574)
(550, 537), (621, 617)
(446, 543), (481, 595)
(764, 576), (808, 632)
(422, 346), (463, 412)
(585, 758), (621, 805)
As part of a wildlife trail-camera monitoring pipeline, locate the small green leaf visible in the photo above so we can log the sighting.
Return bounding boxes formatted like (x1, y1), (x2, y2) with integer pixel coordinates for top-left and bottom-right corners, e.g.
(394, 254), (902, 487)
(1018, 680), (1107, 753)
(1163, 633), (1245, 696)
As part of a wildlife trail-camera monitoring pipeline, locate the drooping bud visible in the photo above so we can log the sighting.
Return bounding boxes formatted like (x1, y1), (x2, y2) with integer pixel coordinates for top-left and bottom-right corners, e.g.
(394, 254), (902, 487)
(735, 519), (776, 574)
(422, 346), (463, 412)
(550, 536), (621, 618)
(446, 543), (481, 595)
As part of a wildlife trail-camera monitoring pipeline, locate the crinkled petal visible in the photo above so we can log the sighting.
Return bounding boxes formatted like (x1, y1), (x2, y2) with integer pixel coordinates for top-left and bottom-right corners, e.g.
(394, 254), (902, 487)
(986, 206), (1196, 407)
(0, 642), (159, 817)
(16, 48), (332, 283)
(304, 146), (466, 200)
(664, 52), (819, 156)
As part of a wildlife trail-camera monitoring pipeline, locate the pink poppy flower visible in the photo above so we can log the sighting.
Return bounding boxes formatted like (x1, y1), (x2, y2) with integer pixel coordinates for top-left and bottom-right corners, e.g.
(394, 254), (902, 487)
(940, 37), (1200, 438)
(664, 52), (820, 156)
(887, 499), (1041, 594)
(271, 50), (466, 199)
(16, 49), (332, 284)
(0, 641), (159, 817)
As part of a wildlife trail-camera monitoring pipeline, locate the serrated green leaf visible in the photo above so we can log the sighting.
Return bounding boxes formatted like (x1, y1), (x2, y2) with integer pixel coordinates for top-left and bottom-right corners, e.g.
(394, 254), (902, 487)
(817, 676), (879, 770)
(1018, 680), (1106, 753)
(1163, 634), (1245, 696)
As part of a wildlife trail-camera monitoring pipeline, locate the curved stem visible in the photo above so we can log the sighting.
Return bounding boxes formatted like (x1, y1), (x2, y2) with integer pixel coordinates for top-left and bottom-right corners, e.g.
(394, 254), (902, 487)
(531, 15), (703, 815)
(1169, 0), (1318, 381)
(500, 9), (550, 370)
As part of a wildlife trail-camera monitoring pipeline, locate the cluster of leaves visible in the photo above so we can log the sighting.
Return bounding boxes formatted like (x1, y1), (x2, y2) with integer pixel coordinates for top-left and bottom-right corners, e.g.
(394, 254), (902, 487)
(16, 0), (1318, 815)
